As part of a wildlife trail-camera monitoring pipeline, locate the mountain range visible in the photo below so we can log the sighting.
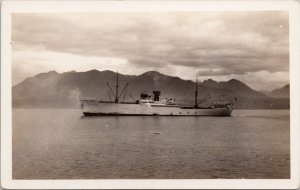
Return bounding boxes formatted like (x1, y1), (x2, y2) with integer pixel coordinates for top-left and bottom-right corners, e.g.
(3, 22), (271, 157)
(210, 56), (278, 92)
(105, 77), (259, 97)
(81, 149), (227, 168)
(12, 70), (290, 109)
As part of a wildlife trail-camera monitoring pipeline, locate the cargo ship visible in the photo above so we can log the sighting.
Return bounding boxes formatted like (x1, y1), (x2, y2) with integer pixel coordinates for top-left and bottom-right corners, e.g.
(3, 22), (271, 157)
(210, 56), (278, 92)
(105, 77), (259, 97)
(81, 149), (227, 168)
(80, 72), (233, 116)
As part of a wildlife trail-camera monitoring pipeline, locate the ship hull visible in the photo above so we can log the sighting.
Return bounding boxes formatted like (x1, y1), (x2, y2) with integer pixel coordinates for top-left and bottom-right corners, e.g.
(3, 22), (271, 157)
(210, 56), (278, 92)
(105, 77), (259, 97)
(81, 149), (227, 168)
(81, 100), (233, 116)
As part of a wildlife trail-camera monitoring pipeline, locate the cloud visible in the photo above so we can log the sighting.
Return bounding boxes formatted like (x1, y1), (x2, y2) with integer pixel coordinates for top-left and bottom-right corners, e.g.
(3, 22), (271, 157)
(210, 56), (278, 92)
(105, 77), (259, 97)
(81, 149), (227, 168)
(12, 11), (289, 90)
(197, 68), (232, 76)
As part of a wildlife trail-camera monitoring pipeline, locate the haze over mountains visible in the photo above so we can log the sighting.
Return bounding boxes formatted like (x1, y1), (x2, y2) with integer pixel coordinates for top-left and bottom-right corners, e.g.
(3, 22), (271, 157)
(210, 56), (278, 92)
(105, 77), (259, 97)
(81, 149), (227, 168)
(268, 84), (290, 98)
(12, 70), (289, 109)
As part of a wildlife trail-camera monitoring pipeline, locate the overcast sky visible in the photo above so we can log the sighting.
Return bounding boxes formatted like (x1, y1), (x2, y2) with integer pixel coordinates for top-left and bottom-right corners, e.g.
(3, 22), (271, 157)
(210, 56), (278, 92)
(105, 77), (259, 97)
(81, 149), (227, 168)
(12, 12), (289, 91)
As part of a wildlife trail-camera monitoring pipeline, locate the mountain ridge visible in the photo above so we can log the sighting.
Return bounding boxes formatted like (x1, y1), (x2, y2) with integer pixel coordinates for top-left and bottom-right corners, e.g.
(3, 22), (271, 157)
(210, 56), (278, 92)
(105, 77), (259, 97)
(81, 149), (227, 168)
(12, 70), (289, 109)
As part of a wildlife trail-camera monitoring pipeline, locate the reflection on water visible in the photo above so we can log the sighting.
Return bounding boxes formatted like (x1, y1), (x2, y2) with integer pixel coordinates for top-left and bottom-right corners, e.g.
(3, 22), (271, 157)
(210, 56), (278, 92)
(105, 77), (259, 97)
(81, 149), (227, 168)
(13, 109), (290, 179)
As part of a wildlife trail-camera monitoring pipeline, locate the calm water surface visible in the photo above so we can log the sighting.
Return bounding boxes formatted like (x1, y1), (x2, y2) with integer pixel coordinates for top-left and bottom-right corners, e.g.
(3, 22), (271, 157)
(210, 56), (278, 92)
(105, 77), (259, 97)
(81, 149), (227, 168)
(13, 109), (290, 179)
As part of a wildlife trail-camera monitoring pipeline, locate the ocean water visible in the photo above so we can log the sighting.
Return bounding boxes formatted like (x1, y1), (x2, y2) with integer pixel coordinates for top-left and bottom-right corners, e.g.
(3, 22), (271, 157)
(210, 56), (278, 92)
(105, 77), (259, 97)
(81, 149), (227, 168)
(12, 109), (290, 179)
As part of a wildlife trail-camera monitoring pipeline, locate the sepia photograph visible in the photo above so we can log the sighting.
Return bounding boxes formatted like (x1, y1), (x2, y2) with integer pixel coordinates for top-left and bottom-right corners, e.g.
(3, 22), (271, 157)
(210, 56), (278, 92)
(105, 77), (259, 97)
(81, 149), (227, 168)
(1, 0), (300, 189)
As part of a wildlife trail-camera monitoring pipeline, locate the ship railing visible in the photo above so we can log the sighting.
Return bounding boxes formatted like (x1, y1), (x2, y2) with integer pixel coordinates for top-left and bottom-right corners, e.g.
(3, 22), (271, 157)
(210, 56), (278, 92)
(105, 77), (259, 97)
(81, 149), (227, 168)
(211, 101), (234, 109)
(80, 97), (139, 104)
(79, 97), (103, 101)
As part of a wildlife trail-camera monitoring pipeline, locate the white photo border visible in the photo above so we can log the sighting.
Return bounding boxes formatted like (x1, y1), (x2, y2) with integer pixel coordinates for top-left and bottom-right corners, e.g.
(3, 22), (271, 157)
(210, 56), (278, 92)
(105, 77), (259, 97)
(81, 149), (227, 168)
(1, 0), (300, 189)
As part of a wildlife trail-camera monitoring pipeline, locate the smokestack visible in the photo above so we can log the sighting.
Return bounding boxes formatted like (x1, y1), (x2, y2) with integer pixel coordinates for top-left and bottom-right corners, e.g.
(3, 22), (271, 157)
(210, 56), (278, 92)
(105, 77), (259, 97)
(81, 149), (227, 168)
(153, 91), (161, 101)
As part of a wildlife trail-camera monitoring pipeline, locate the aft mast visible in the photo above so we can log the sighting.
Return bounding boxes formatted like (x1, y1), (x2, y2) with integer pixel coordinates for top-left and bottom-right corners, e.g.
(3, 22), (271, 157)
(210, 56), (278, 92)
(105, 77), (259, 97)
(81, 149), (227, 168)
(194, 77), (198, 108)
(115, 71), (119, 103)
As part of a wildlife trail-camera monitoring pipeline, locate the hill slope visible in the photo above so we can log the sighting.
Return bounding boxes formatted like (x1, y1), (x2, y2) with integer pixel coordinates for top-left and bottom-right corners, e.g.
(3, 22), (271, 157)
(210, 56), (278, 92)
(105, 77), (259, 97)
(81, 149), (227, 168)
(269, 84), (290, 98)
